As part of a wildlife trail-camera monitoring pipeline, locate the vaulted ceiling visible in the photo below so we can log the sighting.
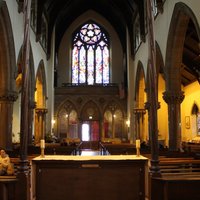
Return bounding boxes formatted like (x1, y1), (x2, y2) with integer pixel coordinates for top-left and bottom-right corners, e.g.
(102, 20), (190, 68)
(18, 0), (200, 87)
(40, 0), (200, 86)
(41, 0), (143, 55)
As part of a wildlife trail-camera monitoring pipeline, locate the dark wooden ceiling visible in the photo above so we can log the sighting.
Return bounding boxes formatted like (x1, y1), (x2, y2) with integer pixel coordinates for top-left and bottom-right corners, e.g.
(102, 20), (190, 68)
(182, 19), (200, 86)
(34, 0), (200, 87)
(41, 0), (142, 54)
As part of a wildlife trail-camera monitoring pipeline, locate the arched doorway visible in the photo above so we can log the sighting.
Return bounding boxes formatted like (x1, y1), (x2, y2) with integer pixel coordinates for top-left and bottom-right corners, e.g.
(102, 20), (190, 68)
(80, 101), (101, 141)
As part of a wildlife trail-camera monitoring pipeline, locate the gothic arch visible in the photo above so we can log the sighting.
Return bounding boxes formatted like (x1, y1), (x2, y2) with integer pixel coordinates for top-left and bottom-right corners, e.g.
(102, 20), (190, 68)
(35, 60), (47, 108)
(0, 1), (16, 93)
(103, 100), (125, 139)
(191, 103), (199, 115)
(57, 100), (77, 117)
(135, 61), (146, 108)
(165, 2), (200, 92)
(156, 41), (165, 78)
(13, 44), (35, 144)
(80, 100), (101, 121)
(134, 61), (148, 141)
(56, 100), (78, 139)
(34, 60), (47, 144)
(156, 42), (168, 146)
(164, 2), (200, 150)
(0, 1), (17, 149)
(16, 45), (35, 95)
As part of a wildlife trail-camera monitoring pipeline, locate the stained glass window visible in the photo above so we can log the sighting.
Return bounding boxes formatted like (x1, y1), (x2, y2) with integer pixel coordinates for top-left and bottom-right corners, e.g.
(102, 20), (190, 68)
(72, 21), (110, 85)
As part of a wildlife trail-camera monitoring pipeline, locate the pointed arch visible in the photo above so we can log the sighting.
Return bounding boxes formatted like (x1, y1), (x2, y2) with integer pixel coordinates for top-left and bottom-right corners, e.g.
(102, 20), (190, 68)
(103, 100), (125, 140)
(164, 2), (200, 150)
(165, 2), (200, 91)
(155, 41), (165, 77)
(71, 20), (110, 85)
(191, 103), (199, 115)
(135, 61), (146, 109)
(134, 61), (148, 142)
(0, 1), (17, 149)
(80, 100), (100, 121)
(34, 60), (47, 144)
(57, 100), (77, 117)
(0, 1), (16, 93)
(56, 100), (78, 139)
(35, 60), (47, 108)
(13, 44), (35, 144)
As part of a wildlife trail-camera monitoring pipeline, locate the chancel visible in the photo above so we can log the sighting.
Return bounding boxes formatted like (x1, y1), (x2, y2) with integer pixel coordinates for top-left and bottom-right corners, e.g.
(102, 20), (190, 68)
(1, 0), (200, 200)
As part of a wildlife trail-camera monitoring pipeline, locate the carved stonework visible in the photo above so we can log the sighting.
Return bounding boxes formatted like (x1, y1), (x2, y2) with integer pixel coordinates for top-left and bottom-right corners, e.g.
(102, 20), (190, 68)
(76, 97), (83, 105)
(64, 102), (73, 113)
(35, 108), (48, 116)
(144, 101), (160, 111)
(0, 92), (18, 102)
(16, 0), (24, 13)
(163, 91), (185, 104)
(133, 108), (146, 115)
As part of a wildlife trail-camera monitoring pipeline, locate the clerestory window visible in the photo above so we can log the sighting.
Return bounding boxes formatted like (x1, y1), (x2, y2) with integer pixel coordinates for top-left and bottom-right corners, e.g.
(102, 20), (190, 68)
(71, 21), (110, 85)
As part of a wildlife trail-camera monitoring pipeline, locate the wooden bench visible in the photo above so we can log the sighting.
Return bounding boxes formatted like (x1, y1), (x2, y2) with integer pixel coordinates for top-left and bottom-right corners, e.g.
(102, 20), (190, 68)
(151, 156), (200, 200)
(102, 143), (135, 155)
(151, 175), (200, 200)
(159, 157), (200, 175)
(0, 176), (18, 200)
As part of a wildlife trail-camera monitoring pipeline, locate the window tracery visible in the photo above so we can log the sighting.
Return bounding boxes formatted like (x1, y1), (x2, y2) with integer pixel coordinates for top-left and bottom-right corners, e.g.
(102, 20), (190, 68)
(72, 21), (110, 85)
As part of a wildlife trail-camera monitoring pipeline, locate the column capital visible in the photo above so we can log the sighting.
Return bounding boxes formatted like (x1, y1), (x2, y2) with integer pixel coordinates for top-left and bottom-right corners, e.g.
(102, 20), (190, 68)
(163, 91), (185, 104)
(0, 91), (18, 102)
(35, 108), (48, 115)
(133, 108), (146, 115)
(144, 101), (160, 111)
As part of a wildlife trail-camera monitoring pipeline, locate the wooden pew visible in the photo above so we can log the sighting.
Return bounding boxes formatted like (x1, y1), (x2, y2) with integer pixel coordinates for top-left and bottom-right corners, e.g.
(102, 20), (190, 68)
(159, 156), (200, 175)
(0, 176), (18, 200)
(102, 143), (135, 155)
(151, 155), (200, 200)
(151, 175), (200, 200)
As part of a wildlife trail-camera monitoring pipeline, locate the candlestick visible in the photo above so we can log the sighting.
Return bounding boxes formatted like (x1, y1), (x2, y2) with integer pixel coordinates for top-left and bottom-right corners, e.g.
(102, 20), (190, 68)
(136, 139), (140, 157)
(136, 139), (140, 148)
(40, 139), (45, 149)
(40, 139), (45, 158)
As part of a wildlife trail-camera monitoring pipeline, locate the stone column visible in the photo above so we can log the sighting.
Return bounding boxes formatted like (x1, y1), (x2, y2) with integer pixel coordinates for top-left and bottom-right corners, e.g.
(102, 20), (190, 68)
(163, 91), (184, 151)
(28, 101), (36, 145)
(35, 108), (48, 143)
(0, 92), (18, 150)
(133, 108), (146, 140)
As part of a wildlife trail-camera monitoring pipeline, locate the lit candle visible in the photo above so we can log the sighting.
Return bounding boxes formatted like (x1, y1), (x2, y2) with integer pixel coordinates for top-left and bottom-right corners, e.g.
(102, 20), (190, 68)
(40, 139), (45, 149)
(136, 139), (140, 148)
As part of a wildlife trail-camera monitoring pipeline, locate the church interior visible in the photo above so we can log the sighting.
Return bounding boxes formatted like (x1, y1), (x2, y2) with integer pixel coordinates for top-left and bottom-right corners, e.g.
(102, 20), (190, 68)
(1, 0), (200, 199)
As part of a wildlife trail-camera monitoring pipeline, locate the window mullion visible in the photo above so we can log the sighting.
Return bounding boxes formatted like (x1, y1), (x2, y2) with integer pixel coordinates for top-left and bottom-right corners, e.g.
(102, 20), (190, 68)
(78, 46), (80, 84)
(86, 47), (88, 84)
(94, 46), (96, 84)
(101, 47), (104, 84)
